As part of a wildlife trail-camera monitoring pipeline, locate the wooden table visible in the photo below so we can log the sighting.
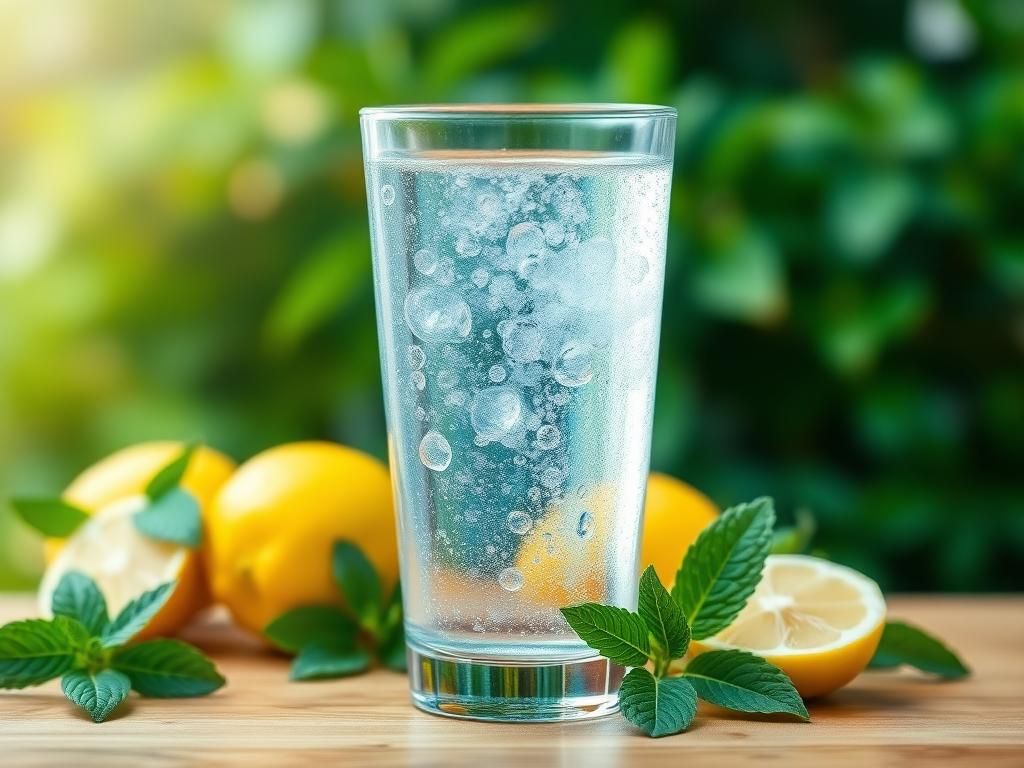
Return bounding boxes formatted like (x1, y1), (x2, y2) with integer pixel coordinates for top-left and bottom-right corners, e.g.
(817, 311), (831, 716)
(1, 595), (1021, 767)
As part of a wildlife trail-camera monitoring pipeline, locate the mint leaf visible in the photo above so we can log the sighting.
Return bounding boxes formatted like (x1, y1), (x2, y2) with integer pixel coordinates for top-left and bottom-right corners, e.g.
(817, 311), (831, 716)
(290, 642), (372, 681)
(332, 541), (382, 633)
(771, 508), (817, 555)
(264, 606), (357, 654)
(0, 618), (80, 688)
(672, 497), (775, 640)
(133, 488), (202, 548)
(684, 650), (809, 720)
(637, 566), (689, 664)
(100, 582), (175, 648)
(61, 669), (131, 723)
(113, 639), (225, 697)
(146, 443), (198, 500)
(869, 620), (969, 679)
(378, 583), (406, 672)
(52, 571), (109, 636)
(619, 667), (698, 737)
(560, 603), (650, 667)
(10, 498), (89, 538)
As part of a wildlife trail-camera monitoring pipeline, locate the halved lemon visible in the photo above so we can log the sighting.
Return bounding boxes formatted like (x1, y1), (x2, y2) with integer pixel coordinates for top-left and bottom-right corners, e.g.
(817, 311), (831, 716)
(691, 554), (887, 698)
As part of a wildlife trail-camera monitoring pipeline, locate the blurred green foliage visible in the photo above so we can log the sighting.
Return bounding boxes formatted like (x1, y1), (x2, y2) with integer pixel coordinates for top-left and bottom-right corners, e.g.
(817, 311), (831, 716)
(1, 0), (1022, 591)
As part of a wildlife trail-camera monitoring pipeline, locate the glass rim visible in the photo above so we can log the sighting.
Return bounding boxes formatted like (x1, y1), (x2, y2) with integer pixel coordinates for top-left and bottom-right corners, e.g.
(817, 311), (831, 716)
(359, 103), (676, 120)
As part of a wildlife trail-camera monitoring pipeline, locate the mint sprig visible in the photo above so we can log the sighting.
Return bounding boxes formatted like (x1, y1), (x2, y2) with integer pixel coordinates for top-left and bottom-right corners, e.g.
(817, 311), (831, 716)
(868, 620), (969, 679)
(683, 649), (809, 719)
(619, 667), (698, 737)
(0, 571), (225, 722)
(265, 539), (406, 680)
(134, 444), (203, 548)
(9, 498), (90, 538)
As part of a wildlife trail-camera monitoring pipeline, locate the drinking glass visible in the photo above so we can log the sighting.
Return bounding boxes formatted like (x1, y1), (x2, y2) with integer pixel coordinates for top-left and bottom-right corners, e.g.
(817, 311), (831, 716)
(360, 104), (676, 721)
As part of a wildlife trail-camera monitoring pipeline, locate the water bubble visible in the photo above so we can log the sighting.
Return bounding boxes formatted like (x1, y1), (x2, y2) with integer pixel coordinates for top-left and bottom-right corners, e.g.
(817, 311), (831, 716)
(506, 510), (533, 535)
(419, 430), (451, 472)
(470, 386), (522, 440)
(411, 371), (426, 391)
(407, 345), (425, 370)
(414, 406), (426, 421)
(578, 236), (615, 276)
(381, 184), (395, 206)
(445, 389), (468, 407)
(553, 342), (593, 387)
(471, 268), (490, 288)
(527, 487), (542, 504)
(473, 434), (491, 447)
(506, 222), (545, 261)
(576, 510), (595, 540)
(536, 424), (561, 450)
(512, 454), (526, 466)
(455, 232), (481, 258)
(404, 285), (472, 343)
(488, 364), (507, 383)
(413, 248), (439, 276)
(540, 465), (563, 489)
(543, 220), (565, 247)
(501, 319), (544, 363)
(498, 567), (524, 592)
(436, 369), (459, 390)
(477, 192), (501, 218)
(482, 329), (492, 339)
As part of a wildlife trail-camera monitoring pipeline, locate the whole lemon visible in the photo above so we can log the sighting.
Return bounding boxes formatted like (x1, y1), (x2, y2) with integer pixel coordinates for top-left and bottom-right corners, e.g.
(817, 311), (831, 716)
(41, 441), (236, 639)
(640, 473), (718, 586)
(206, 442), (397, 636)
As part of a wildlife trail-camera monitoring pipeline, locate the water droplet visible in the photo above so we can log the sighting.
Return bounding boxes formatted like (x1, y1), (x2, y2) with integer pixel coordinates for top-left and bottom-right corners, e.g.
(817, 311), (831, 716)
(536, 424), (561, 450)
(506, 510), (533, 535)
(577, 511), (595, 540)
(488, 364), (507, 383)
(471, 268), (490, 288)
(414, 406), (426, 421)
(445, 389), (467, 407)
(498, 567), (524, 592)
(501, 319), (544, 363)
(411, 371), (426, 391)
(407, 345), (425, 370)
(482, 329), (492, 339)
(470, 386), (522, 440)
(540, 465), (563, 489)
(506, 222), (545, 261)
(553, 342), (593, 387)
(381, 184), (395, 206)
(404, 285), (472, 343)
(543, 220), (565, 247)
(512, 454), (526, 466)
(455, 232), (481, 258)
(413, 248), (439, 276)
(419, 430), (452, 472)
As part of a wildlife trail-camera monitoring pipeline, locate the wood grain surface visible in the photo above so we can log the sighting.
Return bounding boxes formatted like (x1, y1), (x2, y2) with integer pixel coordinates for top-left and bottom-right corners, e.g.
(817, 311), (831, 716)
(1, 595), (1021, 767)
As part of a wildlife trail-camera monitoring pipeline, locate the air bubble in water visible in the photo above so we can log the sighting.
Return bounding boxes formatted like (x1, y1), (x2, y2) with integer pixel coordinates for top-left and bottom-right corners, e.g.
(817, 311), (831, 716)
(553, 342), (593, 387)
(543, 220), (565, 246)
(413, 248), (439, 276)
(506, 510), (533, 535)
(455, 232), (481, 258)
(506, 222), (545, 261)
(414, 406), (426, 421)
(488, 364), (507, 383)
(404, 285), (472, 343)
(471, 268), (490, 288)
(498, 567), (524, 592)
(540, 465), (562, 489)
(501, 319), (544, 363)
(381, 184), (395, 206)
(419, 430), (451, 472)
(536, 424), (561, 450)
(407, 345), (425, 370)
(411, 371), (426, 391)
(470, 386), (522, 440)
(577, 510), (595, 540)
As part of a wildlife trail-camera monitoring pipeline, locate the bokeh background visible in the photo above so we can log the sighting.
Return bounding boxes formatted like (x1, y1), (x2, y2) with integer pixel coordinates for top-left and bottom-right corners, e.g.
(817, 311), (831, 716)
(1, 0), (1022, 591)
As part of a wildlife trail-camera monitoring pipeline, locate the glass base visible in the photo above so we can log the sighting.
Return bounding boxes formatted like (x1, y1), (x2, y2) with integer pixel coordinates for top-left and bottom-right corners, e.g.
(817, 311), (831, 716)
(406, 638), (624, 722)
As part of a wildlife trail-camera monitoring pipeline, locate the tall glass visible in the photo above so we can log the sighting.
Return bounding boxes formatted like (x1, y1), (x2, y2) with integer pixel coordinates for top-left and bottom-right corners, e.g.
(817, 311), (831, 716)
(361, 105), (676, 721)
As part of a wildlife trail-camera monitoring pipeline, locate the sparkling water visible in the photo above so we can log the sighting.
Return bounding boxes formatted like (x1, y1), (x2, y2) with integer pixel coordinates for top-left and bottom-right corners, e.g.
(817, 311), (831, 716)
(367, 151), (671, 661)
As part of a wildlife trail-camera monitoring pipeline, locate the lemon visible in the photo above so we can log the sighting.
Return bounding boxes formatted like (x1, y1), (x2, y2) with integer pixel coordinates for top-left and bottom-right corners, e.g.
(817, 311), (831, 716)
(691, 554), (887, 698)
(641, 473), (717, 586)
(39, 442), (236, 639)
(205, 442), (397, 636)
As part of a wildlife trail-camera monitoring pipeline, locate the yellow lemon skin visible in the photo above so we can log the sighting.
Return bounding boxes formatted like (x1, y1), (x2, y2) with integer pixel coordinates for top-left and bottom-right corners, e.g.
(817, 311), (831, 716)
(691, 618), (885, 699)
(206, 442), (397, 636)
(641, 473), (717, 586)
(54, 441), (236, 639)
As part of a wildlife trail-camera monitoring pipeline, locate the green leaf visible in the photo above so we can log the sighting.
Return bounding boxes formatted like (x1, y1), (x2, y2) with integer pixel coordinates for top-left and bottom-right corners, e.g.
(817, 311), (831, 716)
(672, 497), (775, 640)
(378, 583), (406, 672)
(290, 642), (372, 681)
(618, 667), (698, 737)
(0, 618), (80, 688)
(559, 603), (650, 667)
(868, 621), (969, 679)
(771, 508), (817, 555)
(133, 488), (202, 548)
(684, 650), (809, 720)
(145, 443), (198, 500)
(9, 498), (90, 538)
(637, 566), (689, 662)
(100, 582), (175, 648)
(264, 606), (357, 654)
(332, 541), (381, 633)
(51, 571), (109, 636)
(61, 669), (131, 723)
(113, 639), (226, 697)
